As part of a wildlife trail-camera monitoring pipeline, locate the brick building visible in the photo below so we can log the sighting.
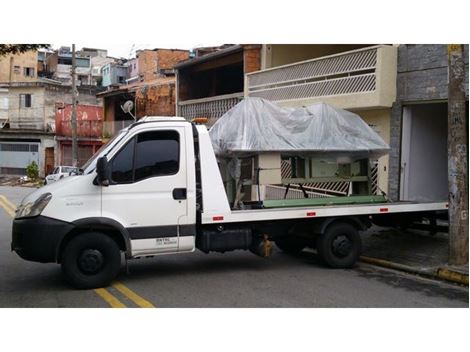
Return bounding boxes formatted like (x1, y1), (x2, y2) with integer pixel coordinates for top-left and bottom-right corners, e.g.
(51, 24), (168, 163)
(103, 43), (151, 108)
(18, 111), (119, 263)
(99, 48), (189, 138)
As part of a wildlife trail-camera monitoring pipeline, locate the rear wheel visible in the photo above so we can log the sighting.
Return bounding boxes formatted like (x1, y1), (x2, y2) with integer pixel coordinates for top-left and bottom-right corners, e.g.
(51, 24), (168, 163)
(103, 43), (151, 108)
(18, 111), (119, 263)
(61, 232), (122, 289)
(316, 223), (361, 268)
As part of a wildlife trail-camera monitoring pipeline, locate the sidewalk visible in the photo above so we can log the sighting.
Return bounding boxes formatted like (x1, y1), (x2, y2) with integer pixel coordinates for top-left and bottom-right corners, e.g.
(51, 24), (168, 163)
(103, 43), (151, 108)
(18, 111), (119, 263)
(361, 225), (468, 285)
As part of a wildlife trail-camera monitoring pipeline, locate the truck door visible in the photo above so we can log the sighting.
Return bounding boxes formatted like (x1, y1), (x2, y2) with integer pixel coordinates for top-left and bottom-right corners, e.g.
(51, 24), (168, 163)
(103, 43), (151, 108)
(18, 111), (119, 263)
(101, 127), (192, 256)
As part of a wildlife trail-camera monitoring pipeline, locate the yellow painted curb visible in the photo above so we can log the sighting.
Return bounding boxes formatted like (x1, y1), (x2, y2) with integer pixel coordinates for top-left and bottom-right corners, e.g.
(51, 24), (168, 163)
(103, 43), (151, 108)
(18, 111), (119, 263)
(436, 268), (469, 285)
(360, 256), (469, 286)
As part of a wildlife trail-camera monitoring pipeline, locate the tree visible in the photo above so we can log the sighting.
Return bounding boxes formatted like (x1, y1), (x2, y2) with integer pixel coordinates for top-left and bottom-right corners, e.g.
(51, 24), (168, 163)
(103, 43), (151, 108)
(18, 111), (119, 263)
(0, 44), (50, 57)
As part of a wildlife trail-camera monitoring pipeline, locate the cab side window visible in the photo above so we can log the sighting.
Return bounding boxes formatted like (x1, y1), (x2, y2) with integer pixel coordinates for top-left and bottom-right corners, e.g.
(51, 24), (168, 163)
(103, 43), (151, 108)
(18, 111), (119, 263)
(110, 130), (179, 184)
(111, 138), (135, 183)
(134, 130), (179, 181)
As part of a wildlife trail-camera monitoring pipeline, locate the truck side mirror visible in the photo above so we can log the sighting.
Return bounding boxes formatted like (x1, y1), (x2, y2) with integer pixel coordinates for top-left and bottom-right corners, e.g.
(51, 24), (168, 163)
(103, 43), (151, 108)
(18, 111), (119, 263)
(96, 156), (111, 186)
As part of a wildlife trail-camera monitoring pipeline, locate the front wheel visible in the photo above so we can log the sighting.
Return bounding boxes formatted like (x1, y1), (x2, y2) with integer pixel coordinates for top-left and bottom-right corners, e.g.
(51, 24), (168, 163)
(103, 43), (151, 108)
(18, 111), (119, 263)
(316, 223), (361, 268)
(61, 232), (122, 289)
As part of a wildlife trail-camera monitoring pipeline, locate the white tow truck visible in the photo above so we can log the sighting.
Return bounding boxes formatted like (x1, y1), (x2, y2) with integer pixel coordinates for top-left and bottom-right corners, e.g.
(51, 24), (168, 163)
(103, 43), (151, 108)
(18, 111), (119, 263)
(11, 117), (448, 288)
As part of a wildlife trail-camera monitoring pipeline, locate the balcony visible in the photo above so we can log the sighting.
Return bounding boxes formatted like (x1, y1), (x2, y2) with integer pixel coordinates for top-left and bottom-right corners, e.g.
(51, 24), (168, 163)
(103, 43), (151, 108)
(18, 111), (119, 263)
(178, 92), (244, 125)
(246, 45), (397, 110)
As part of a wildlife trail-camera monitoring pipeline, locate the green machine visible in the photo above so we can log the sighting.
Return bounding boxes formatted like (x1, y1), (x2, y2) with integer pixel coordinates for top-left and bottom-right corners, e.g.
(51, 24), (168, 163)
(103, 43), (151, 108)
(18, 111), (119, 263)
(209, 98), (390, 209)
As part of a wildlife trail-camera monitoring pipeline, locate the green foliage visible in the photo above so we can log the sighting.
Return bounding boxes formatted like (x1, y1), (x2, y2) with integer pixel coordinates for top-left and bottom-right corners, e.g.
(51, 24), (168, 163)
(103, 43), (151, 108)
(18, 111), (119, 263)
(0, 44), (50, 57)
(26, 161), (39, 180)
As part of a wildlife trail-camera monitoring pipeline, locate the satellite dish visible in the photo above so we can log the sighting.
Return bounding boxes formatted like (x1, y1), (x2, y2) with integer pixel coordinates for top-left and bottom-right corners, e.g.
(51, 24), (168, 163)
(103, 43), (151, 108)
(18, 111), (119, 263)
(121, 100), (136, 120)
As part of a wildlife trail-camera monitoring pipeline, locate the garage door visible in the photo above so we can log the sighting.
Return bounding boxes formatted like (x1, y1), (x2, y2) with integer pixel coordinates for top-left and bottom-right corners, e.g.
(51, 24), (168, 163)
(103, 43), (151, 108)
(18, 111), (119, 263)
(0, 142), (40, 175)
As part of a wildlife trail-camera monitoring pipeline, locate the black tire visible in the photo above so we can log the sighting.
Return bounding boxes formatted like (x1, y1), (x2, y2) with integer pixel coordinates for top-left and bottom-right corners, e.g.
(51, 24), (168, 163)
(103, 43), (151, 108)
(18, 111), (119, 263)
(316, 223), (361, 268)
(275, 237), (306, 255)
(61, 232), (122, 289)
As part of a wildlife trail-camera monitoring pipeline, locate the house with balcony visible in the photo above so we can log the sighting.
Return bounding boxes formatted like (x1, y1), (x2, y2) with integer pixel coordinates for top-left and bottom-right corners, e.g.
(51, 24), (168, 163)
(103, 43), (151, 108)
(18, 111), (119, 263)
(244, 44), (398, 196)
(46, 47), (92, 85)
(175, 44), (261, 125)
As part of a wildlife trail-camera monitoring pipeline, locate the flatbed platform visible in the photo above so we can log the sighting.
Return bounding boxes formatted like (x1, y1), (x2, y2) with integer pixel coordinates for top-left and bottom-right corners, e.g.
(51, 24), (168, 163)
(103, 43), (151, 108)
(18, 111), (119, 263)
(202, 200), (448, 224)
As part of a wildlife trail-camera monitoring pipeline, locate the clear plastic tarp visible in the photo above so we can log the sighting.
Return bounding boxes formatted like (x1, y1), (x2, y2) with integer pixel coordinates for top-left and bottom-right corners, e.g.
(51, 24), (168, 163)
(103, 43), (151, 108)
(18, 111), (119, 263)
(209, 98), (390, 162)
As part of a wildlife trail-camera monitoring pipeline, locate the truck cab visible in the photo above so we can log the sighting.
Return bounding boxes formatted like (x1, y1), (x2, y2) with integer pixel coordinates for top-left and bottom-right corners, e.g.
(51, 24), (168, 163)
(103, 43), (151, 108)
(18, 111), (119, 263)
(12, 117), (200, 288)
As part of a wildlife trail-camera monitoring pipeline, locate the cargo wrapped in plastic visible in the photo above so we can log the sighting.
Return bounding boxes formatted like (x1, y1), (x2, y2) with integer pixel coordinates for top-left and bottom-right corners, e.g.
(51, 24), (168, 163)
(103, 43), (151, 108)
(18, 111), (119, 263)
(209, 98), (389, 162)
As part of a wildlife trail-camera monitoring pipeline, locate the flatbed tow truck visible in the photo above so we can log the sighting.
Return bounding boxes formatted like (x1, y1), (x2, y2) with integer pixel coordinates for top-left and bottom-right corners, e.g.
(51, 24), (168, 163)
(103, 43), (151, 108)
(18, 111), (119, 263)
(11, 117), (447, 288)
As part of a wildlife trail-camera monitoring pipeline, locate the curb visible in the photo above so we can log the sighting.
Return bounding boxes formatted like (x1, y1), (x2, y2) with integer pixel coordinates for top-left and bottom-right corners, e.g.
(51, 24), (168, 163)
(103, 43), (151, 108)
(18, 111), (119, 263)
(359, 256), (469, 286)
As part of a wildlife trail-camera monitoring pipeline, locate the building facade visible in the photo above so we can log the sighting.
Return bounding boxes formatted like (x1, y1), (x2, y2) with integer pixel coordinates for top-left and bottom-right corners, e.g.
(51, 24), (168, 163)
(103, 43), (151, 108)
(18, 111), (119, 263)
(99, 48), (189, 138)
(175, 44), (261, 125)
(0, 50), (38, 83)
(0, 80), (101, 176)
(101, 62), (128, 87)
(244, 44), (397, 195)
(55, 104), (103, 166)
(388, 44), (469, 202)
(46, 47), (92, 85)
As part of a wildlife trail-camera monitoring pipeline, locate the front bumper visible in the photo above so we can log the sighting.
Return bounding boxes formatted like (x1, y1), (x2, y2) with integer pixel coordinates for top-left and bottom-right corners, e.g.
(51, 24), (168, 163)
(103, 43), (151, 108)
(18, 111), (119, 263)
(11, 216), (74, 263)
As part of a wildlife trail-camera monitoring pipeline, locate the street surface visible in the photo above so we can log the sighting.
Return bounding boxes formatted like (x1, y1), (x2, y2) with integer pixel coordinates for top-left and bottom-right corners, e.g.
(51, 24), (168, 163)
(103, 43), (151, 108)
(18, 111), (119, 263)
(0, 185), (468, 308)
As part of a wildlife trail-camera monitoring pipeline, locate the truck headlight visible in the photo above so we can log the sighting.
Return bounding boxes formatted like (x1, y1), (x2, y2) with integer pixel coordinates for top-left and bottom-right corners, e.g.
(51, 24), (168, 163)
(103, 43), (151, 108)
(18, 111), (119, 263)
(15, 193), (52, 219)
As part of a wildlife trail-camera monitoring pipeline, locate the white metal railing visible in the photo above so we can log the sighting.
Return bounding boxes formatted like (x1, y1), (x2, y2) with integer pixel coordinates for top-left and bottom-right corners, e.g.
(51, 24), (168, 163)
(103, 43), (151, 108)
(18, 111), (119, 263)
(247, 46), (383, 102)
(178, 92), (244, 126)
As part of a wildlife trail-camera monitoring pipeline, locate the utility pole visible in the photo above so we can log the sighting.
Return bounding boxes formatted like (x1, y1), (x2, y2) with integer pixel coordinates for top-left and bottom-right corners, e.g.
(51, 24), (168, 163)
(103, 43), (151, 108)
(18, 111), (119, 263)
(447, 44), (468, 265)
(71, 44), (78, 167)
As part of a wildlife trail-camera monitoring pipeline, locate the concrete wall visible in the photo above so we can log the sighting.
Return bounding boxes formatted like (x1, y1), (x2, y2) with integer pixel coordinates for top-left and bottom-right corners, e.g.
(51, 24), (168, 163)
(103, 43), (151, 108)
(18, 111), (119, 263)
(388, 44), (469, 201)
(8, 86), (46, 129)
(128, 57), (139, 79)
(356, 109), (391, 194)
(0, 88), (8, 122)
(8, 84), (101, 130)
(262, 44), (370, 69)
(0, 51), (38, 83)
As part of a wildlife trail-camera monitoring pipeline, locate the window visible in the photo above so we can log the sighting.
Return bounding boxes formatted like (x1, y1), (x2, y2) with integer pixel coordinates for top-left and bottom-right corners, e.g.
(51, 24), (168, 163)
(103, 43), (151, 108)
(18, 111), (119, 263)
(111, 138), (135, 183)
(117, 76), (125, 83)
(13, 65), (20, 74)
(24, 67), (35, 77)
(110, 130), (180, 184)
(134, 131), (179, 181)
(19, 94), (32, 108)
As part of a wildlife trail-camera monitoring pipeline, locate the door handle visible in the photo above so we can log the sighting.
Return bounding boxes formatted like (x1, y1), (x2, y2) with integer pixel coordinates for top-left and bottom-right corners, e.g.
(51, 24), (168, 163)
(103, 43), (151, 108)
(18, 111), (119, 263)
(173, 188), (187, 200)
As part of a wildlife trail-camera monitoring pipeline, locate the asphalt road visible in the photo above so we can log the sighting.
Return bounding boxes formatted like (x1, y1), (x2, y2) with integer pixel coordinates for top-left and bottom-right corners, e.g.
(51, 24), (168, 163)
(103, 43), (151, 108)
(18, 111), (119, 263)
(0, 185), (468, 308)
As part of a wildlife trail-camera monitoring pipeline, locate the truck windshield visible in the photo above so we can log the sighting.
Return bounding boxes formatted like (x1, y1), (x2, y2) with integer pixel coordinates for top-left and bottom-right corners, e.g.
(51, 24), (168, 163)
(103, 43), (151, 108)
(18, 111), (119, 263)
(82, 129), (128, 174)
